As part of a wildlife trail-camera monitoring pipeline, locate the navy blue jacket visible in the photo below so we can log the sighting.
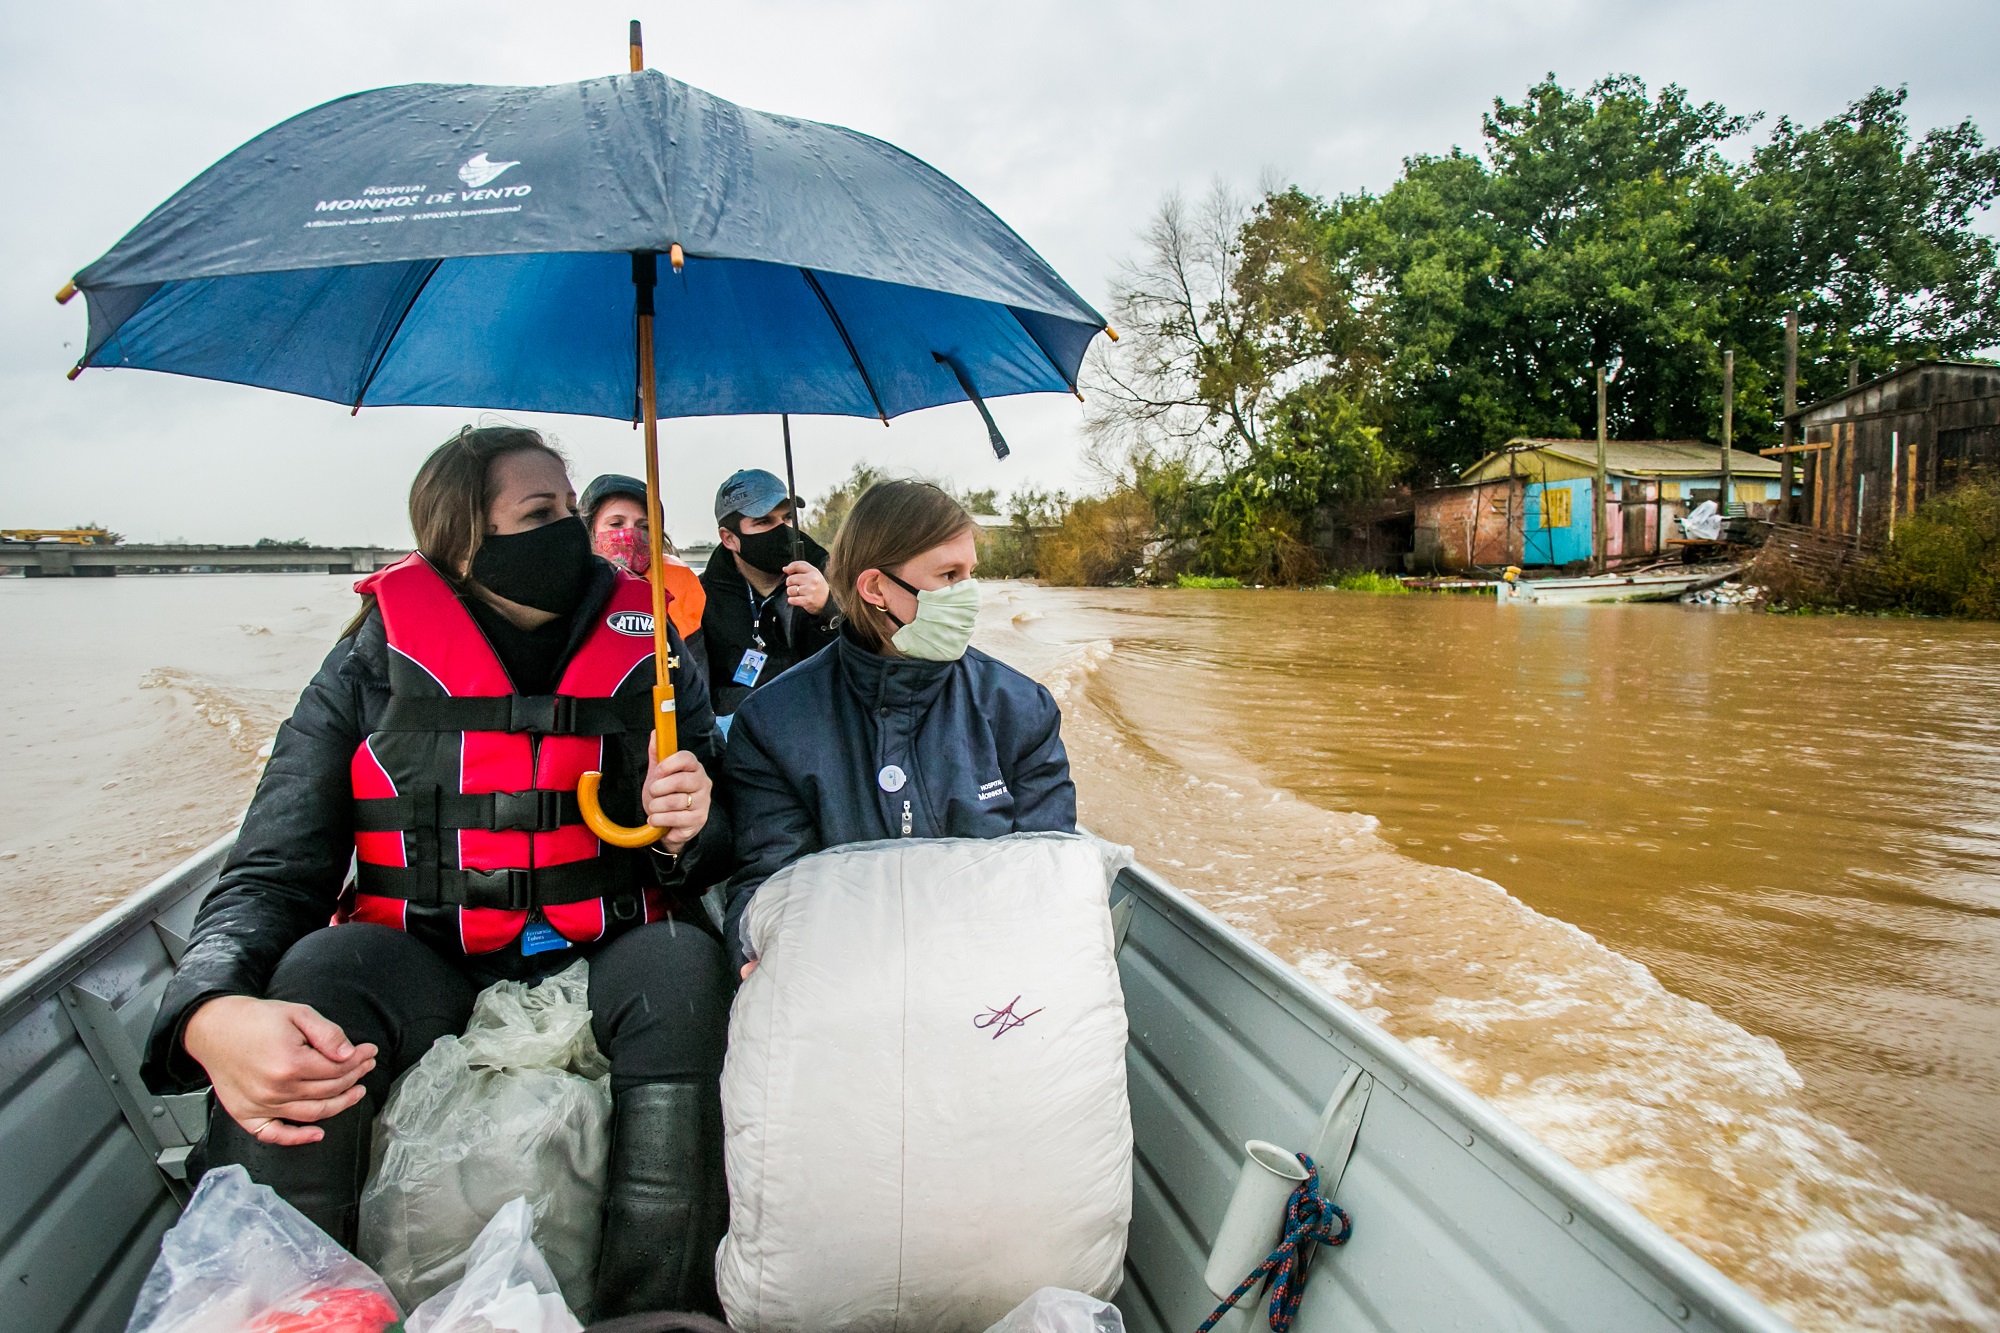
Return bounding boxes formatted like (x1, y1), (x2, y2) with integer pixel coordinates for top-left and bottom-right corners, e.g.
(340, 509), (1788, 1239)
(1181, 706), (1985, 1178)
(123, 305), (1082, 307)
(721, 630), (1077, 964)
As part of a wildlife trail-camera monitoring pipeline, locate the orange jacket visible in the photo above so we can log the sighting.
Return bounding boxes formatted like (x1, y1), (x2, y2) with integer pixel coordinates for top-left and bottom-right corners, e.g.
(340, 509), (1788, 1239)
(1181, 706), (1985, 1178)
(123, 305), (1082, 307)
(662, 557), (706, 642)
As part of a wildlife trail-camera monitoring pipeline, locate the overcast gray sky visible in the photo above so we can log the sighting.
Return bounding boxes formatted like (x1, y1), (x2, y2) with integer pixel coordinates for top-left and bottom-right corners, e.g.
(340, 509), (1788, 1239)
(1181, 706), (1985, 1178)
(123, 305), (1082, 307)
(4, 0), (1996, 546)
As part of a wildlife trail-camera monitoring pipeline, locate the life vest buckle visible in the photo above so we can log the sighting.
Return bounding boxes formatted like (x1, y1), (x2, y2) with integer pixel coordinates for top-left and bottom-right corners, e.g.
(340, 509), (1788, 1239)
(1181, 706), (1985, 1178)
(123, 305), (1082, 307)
(492, 789), (568, 832)
(506, 695), (576, 734)
(460, 867), (535, 912)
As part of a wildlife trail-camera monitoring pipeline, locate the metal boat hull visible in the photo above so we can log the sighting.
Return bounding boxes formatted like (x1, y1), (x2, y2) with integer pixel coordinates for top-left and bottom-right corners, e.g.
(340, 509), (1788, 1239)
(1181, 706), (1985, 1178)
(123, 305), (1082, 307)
(1498, 569), (1734, 604)
(0, 839), (1795, 1332)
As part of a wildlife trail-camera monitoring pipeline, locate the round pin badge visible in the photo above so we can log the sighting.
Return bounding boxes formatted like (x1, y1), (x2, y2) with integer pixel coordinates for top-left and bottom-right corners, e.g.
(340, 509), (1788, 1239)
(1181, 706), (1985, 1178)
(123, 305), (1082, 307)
(877, 764), (907, 793)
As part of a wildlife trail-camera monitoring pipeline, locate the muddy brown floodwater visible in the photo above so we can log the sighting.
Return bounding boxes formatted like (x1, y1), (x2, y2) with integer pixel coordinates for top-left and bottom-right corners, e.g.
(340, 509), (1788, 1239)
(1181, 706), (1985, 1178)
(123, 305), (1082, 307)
(978, 584), (2000, 1333)
(4, 574), (1998, 1330)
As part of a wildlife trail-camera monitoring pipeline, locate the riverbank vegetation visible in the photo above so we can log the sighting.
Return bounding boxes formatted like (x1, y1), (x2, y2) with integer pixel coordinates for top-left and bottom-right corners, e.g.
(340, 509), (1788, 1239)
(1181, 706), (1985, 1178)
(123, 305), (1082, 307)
(1077, 76), (1999, 587)
(809, 76), (2000, 610)
(1761, 474), (2000, 617)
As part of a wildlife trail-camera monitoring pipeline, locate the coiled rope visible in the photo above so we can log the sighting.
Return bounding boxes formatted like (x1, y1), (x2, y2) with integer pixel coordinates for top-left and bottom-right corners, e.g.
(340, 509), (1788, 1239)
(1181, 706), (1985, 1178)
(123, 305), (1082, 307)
(1196, 1152), (1353, 1333)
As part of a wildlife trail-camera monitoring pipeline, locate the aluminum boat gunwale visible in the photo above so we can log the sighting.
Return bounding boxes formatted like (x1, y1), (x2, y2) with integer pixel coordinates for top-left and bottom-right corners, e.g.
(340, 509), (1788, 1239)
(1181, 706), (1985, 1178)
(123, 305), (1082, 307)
(0, 836), (1798, 1333)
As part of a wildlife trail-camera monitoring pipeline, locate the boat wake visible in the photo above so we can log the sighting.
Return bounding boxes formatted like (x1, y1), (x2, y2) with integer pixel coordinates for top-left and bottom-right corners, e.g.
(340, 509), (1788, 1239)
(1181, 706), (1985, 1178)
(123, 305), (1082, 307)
(139, 666), (287, 758)
(971, 590), (2000, 1333)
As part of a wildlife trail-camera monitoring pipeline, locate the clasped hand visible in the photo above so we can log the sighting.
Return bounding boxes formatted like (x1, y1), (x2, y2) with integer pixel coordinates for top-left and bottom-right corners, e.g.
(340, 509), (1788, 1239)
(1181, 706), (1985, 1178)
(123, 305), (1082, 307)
(782, 560), (829, 615)
(643, 738), (713, 853)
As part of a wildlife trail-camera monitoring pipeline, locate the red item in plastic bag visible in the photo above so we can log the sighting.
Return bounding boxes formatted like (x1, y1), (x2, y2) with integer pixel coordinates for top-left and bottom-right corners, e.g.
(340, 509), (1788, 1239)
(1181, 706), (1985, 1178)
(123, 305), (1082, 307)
(245, 1285), (402, 1333)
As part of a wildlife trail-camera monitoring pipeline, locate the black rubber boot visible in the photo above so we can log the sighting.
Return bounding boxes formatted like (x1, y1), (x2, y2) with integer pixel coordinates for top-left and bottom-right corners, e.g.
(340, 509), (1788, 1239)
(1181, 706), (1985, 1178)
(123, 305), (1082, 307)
(593, 1080), (727, 1319)
(193, 1095), (377, 1249)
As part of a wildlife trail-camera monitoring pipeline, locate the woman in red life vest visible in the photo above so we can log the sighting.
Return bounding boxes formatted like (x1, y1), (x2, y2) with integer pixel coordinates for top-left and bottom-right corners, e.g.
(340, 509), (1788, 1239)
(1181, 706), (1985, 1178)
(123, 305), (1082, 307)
(139, 427), (734, 1318)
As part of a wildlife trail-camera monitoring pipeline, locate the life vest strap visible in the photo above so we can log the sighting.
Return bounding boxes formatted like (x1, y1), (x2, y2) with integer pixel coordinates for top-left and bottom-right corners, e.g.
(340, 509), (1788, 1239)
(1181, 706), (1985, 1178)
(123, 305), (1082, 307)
(355, 856), (639, 912)
(377, 693), (653, 736)
(353, 788), (585, 834)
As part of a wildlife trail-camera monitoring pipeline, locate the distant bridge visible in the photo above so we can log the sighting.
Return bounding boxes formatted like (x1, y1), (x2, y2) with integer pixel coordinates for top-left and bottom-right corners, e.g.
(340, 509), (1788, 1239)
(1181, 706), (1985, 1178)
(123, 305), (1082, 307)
(0, 544), (411, 577)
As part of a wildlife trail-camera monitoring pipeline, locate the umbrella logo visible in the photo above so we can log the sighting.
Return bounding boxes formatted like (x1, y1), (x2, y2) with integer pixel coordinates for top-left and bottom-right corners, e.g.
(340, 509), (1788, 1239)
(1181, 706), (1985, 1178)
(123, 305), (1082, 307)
(457, 153), (520, 188)
(606, 611), (654, 636)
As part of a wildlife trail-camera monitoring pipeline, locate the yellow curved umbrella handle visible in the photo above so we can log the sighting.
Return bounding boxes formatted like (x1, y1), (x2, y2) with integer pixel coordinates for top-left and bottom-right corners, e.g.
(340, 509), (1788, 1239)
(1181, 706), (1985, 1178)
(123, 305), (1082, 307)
(577, 770), (663, 848)
(576, 681), (676, 849)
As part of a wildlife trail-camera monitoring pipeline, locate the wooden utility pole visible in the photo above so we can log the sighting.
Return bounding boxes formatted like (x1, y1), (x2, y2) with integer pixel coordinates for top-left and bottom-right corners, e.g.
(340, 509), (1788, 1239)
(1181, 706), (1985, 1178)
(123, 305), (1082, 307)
(1848, 358), (1860, 390)
(1781, 312), (1798, 522)
(1721, 349), (1734, 524)
(1594, 367), (1608, 572)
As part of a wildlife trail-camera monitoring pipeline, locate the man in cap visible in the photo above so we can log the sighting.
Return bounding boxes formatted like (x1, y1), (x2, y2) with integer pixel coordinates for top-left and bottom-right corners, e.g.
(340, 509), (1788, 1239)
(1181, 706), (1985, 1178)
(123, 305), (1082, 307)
(700, 469), (837, 728)
(580, 472), (707, 650)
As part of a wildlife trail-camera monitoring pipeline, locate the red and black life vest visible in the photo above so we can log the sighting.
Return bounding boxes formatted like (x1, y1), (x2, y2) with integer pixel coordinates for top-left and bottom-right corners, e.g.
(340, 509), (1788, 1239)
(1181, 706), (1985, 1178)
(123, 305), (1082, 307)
(346, 554), (666, 954)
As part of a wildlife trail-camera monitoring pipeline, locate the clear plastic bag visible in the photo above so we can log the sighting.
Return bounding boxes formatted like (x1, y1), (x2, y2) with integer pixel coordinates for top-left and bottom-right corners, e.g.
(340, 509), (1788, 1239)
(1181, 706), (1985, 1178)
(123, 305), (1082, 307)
(360, 960), (611, 1314)
(982, 1287), (1125, 1333)
(124, 1164), (401, 1333)
(1681, 500), (1722, 540)
(404, 1198), (583, 1333)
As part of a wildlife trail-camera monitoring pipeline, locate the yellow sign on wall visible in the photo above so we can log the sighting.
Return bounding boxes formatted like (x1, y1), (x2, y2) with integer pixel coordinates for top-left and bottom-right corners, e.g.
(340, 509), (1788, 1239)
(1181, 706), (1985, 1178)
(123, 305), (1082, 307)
(1542, 487), (1572, 529)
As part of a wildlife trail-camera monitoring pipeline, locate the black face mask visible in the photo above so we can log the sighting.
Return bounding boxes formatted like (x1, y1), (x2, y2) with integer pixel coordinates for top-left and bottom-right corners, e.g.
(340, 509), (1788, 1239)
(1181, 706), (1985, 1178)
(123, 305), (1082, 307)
(733, 522), (805, 576)
(471, 516), (595, 615)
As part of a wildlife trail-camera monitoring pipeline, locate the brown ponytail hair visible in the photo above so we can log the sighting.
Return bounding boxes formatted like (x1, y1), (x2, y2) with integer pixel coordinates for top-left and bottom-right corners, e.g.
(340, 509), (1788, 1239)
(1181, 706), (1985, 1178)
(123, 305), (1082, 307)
(343, 425), (566, 638)
(827, 480), (977, 651)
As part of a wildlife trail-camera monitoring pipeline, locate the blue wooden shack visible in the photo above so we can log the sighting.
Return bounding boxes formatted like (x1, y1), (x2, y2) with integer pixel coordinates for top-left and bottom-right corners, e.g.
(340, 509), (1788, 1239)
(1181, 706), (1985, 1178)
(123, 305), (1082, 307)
(1422, 439), (1781, 569)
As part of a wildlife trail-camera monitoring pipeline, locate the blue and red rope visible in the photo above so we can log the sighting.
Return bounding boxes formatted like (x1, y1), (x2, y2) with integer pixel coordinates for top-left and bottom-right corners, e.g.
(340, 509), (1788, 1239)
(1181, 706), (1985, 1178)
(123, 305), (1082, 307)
(1196, 1153), (1353, 1333)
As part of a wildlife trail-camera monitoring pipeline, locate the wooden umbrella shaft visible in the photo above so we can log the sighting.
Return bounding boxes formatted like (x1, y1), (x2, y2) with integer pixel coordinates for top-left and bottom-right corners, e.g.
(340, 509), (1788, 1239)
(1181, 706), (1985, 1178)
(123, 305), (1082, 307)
(637, 311), (678, 761)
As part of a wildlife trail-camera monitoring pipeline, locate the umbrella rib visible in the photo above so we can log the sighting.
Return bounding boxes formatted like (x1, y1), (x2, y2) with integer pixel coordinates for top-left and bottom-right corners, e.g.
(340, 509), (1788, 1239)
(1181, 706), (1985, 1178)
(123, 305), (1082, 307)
(799, 268), (889, 424)
(1007, 307), (1082, 400)
(350, 259), (443, 414)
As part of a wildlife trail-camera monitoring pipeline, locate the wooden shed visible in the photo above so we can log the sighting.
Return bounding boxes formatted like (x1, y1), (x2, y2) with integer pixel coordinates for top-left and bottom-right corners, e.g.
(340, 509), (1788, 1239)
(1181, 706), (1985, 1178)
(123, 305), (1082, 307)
(1414, 438), (1778, 571)
(1778, 360), (2000, 540)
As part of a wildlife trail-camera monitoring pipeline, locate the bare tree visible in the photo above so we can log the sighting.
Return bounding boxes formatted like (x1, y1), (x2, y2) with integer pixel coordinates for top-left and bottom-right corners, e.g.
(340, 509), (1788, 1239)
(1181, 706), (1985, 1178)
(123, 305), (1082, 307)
(1084, 185), (1262, 475)
(1084, 182), (1384, 487)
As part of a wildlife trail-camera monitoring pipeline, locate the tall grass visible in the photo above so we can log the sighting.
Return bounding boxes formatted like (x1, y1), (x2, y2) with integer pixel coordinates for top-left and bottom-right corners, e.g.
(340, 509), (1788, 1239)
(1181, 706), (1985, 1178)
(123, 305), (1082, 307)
(1332, 571), (1409, 595)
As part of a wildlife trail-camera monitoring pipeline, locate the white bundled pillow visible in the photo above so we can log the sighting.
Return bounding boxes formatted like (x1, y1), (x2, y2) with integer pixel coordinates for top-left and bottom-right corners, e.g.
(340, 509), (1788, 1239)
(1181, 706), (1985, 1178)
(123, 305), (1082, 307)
(718, 833), (1133, 1333)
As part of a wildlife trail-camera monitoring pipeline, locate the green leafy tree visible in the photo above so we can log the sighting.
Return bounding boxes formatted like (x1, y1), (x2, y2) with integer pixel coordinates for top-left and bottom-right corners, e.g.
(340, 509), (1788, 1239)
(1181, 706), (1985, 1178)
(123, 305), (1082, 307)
(1368, 75), (1761, 480)
(1368, 76), (2000, 478)
(1750, 86), (2000, 402)
(1066, 73), (2000, 585)
(805, 462), (885, 545)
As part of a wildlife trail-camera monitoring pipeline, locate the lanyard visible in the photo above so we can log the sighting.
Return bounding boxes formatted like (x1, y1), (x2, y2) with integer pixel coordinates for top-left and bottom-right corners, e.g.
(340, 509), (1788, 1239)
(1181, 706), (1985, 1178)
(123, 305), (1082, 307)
(745, 577), (772, 651)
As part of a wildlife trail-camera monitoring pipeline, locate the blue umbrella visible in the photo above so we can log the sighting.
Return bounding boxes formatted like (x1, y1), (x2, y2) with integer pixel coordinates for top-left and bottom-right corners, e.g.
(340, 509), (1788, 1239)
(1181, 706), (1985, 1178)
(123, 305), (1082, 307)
(58, 25), (1111, 844)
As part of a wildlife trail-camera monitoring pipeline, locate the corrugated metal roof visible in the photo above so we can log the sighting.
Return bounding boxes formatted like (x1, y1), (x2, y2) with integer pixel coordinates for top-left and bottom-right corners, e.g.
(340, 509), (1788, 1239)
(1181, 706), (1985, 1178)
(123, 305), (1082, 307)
(1467, 438), (1780, 478)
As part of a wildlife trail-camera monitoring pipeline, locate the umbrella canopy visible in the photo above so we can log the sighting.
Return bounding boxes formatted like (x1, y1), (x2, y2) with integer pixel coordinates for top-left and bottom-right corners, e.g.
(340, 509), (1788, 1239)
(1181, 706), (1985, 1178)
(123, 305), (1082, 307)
(63, 51), (1106, 847)
(67, 69), (1106, 422)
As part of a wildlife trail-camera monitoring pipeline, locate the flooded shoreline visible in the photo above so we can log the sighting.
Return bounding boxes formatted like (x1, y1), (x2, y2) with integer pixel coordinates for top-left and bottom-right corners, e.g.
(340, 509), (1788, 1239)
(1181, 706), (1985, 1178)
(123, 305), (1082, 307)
(4, 576), (1998, 1329)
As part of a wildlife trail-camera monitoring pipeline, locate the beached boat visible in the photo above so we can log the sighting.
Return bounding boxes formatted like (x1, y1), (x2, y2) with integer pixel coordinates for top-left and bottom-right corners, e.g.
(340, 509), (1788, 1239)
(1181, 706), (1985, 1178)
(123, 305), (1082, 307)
(1497, 566), (1738, 605)
(0, 837), (1795, 1333)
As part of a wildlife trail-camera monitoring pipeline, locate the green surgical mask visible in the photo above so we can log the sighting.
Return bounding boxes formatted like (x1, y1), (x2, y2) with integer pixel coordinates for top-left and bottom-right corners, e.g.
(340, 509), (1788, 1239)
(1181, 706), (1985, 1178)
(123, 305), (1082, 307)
(883, 573), (981, 661)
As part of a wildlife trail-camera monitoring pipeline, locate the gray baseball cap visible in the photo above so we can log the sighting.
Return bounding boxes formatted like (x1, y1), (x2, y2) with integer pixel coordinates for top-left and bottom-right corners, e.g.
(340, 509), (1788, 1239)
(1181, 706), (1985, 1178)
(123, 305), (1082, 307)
(714, 469), (793, 523)
(580, 473), (647, 518)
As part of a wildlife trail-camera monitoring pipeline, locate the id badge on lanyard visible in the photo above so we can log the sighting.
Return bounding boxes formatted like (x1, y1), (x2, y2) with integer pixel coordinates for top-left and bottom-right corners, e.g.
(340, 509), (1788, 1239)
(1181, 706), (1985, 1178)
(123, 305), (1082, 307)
(733, 648), (769, 687)
(736, 581), (772, 687)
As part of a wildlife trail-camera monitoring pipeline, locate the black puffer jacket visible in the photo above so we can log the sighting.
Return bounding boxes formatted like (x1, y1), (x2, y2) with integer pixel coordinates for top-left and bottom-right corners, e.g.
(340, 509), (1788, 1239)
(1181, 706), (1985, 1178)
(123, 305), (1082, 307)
(720, 629), (1076, 966)
(698, 532), (839, 718)
(141, 562), (732, 1093)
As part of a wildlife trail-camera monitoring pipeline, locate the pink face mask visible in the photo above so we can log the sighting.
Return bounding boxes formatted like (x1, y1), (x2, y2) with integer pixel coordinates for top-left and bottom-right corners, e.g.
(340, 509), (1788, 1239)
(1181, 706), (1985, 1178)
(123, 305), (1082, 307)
(594, 526), (651, 575)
